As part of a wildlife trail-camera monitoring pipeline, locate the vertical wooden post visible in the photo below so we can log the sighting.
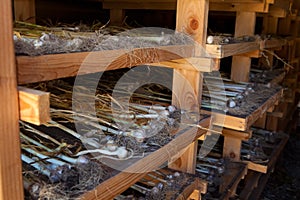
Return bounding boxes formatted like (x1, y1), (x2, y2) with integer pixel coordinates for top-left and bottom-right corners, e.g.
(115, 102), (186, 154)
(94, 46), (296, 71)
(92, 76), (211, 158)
(0, 0), (24, 200)
(14, 0), (35, 23)
(169, 0), (208, 176)
(109, 9), (125, 25)
(231, 12), (256, 82)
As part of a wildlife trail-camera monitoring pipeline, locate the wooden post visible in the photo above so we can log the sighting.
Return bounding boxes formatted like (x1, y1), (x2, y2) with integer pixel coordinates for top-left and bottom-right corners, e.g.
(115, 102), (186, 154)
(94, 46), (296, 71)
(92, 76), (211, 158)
(14, 0), (35, 23)
(231, 12), (256, 82)
(0, 0), (24, 199)
(109, 9), (125, 25)
(169, 0), (209, 174)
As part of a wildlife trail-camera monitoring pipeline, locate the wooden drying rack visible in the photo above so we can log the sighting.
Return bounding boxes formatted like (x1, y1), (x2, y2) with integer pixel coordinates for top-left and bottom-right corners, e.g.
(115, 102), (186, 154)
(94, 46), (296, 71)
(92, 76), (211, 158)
(1, 0), (295, 199)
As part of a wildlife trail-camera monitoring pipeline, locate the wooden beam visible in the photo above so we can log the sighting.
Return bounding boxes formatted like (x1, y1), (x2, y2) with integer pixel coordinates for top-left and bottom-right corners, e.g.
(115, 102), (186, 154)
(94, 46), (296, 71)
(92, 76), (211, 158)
(18, 86), (50, 125)
(210, 2), (269, 12)
(223, 136), (242, 161)
(0, 0), (24, 199)
(16, 45), (194, 84)
(14, 0), (35, 23)
(231, 12), (256, 82)
(109, 9), (124, 25)
(169, 0), (209, 174)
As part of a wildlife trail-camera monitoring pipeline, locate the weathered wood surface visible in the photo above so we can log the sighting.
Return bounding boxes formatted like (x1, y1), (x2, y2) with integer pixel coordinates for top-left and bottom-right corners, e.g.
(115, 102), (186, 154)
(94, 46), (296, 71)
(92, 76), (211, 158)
(231, 12), (256, 82)
(80, 118), (211, 200)
(206, 42), (259, 58)
(201, 89), (283, 131)
(18, 86), (50, 125)
(17, 45), (194, 84)
(0, 0), (24, 199)
(14, 0), (35, 23)
(245, 132), (289, 173)
(169, 0), (209, 174)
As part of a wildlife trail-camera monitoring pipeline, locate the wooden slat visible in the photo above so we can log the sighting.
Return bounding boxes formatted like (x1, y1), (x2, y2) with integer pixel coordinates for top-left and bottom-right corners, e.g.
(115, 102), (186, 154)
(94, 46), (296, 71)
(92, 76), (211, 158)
(168, 0), (209, 174)
(18, 86), (50, 125)
(17, 45), (194, 84)
(245, 132), (289, 173)
(80, 118), (211, 200)
(231, 12), (256, 82)
(223, 136), (242, 161)
(109, 9), (124, 25)
(210, 2), (270, 12)
(201, 89), (283, 131)
(206, 42), (259, 58)
(239, 171), (262, 199)
(0, 0), (24, 199)
(148, 57), (216, 72)
(222, 128), (252, 141)
(260, 38), (287, 49)
(13, 0), (35, 23)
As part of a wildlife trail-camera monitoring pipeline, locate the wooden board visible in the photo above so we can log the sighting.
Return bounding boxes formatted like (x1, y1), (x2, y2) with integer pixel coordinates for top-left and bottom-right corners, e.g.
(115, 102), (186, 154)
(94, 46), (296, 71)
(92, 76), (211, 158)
(201, 89), (283, 131)
(260, 38), (287, 49)
(148, 57), (216, 72)
(206, 42), (259, 58)
(231, 12), (256, 82)
(169, 0), (209, 174)
(13, 0), (35, 23)
(18, 86), (50, 125)
(244, 132), (289, 173)
(0, 0), (24, 199)
(79, 117), (211, 200)
(17, 45), (196, 84)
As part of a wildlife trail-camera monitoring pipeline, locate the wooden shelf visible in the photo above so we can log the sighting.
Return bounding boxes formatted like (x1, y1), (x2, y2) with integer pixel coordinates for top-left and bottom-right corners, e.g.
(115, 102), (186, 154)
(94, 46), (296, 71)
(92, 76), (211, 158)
(260, 38), (287, 49)
(16, 45), (217, 84)
(79, 117), (211, 200)
(242, 132), (289, 173)
(206, 42), (259, 58)
(199, 161), (248, 200)
(201, 88), (283, 131)
(116, 167), (207, 200)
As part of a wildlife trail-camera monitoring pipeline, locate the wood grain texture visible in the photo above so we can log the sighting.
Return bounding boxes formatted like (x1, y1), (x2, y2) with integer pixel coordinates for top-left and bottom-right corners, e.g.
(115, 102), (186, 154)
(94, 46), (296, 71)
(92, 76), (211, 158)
(14, 0), (35, 23)
(206, 42), (259, 58)
(17, 45), (194, 84)
(176, 0), (208, 48)
(223, 136), (242, 161)
(222, 129), (252, 141)
(210, 2), (269, 12)
(231, 12), (256, 82)
(168, 0), (209, 174)
(201, 89), (283, 131)
(148, 57), (215, 72)
(0, 0), (24, 199)
(18, 86), (50, 125)
(80, 118), (211, 200)
(109, 9), (124, 25)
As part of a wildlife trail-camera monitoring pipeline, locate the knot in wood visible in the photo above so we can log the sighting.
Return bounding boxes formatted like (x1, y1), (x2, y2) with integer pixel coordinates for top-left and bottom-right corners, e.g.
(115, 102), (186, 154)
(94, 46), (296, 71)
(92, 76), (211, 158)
(189, 18), (199, 31)
(229, 152), (236, 159)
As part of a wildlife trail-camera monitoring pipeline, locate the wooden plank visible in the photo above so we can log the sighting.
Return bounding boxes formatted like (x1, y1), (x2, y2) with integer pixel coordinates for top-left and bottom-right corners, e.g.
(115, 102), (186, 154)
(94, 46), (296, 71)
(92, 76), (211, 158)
(18, 86), (50, 125)
(103, 1), (177, 10)
(222, 128), (252, 141)
(13, 0), (35, 23)
(231, 12), (256, 82)
(80, 118), (211, 200)
(245, 132), (289, 173)
(0, 0), (24, 199)
(269, 6), (287, 17)
(148, 57), (216, 72)
(253, 112), (267, 129)
(16, 45), (195, 84)
(260, 38), (287, 49)
(223, 136), (242, 161)
(239, 171), (262, 199)
(168, 0), (209, 174)
(201, 89), (283, 131)
(219, 162), (248, 199)
(109, 9), (124, 25)
(210, 2), (269, 12)
(206, 42), (259, 58)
